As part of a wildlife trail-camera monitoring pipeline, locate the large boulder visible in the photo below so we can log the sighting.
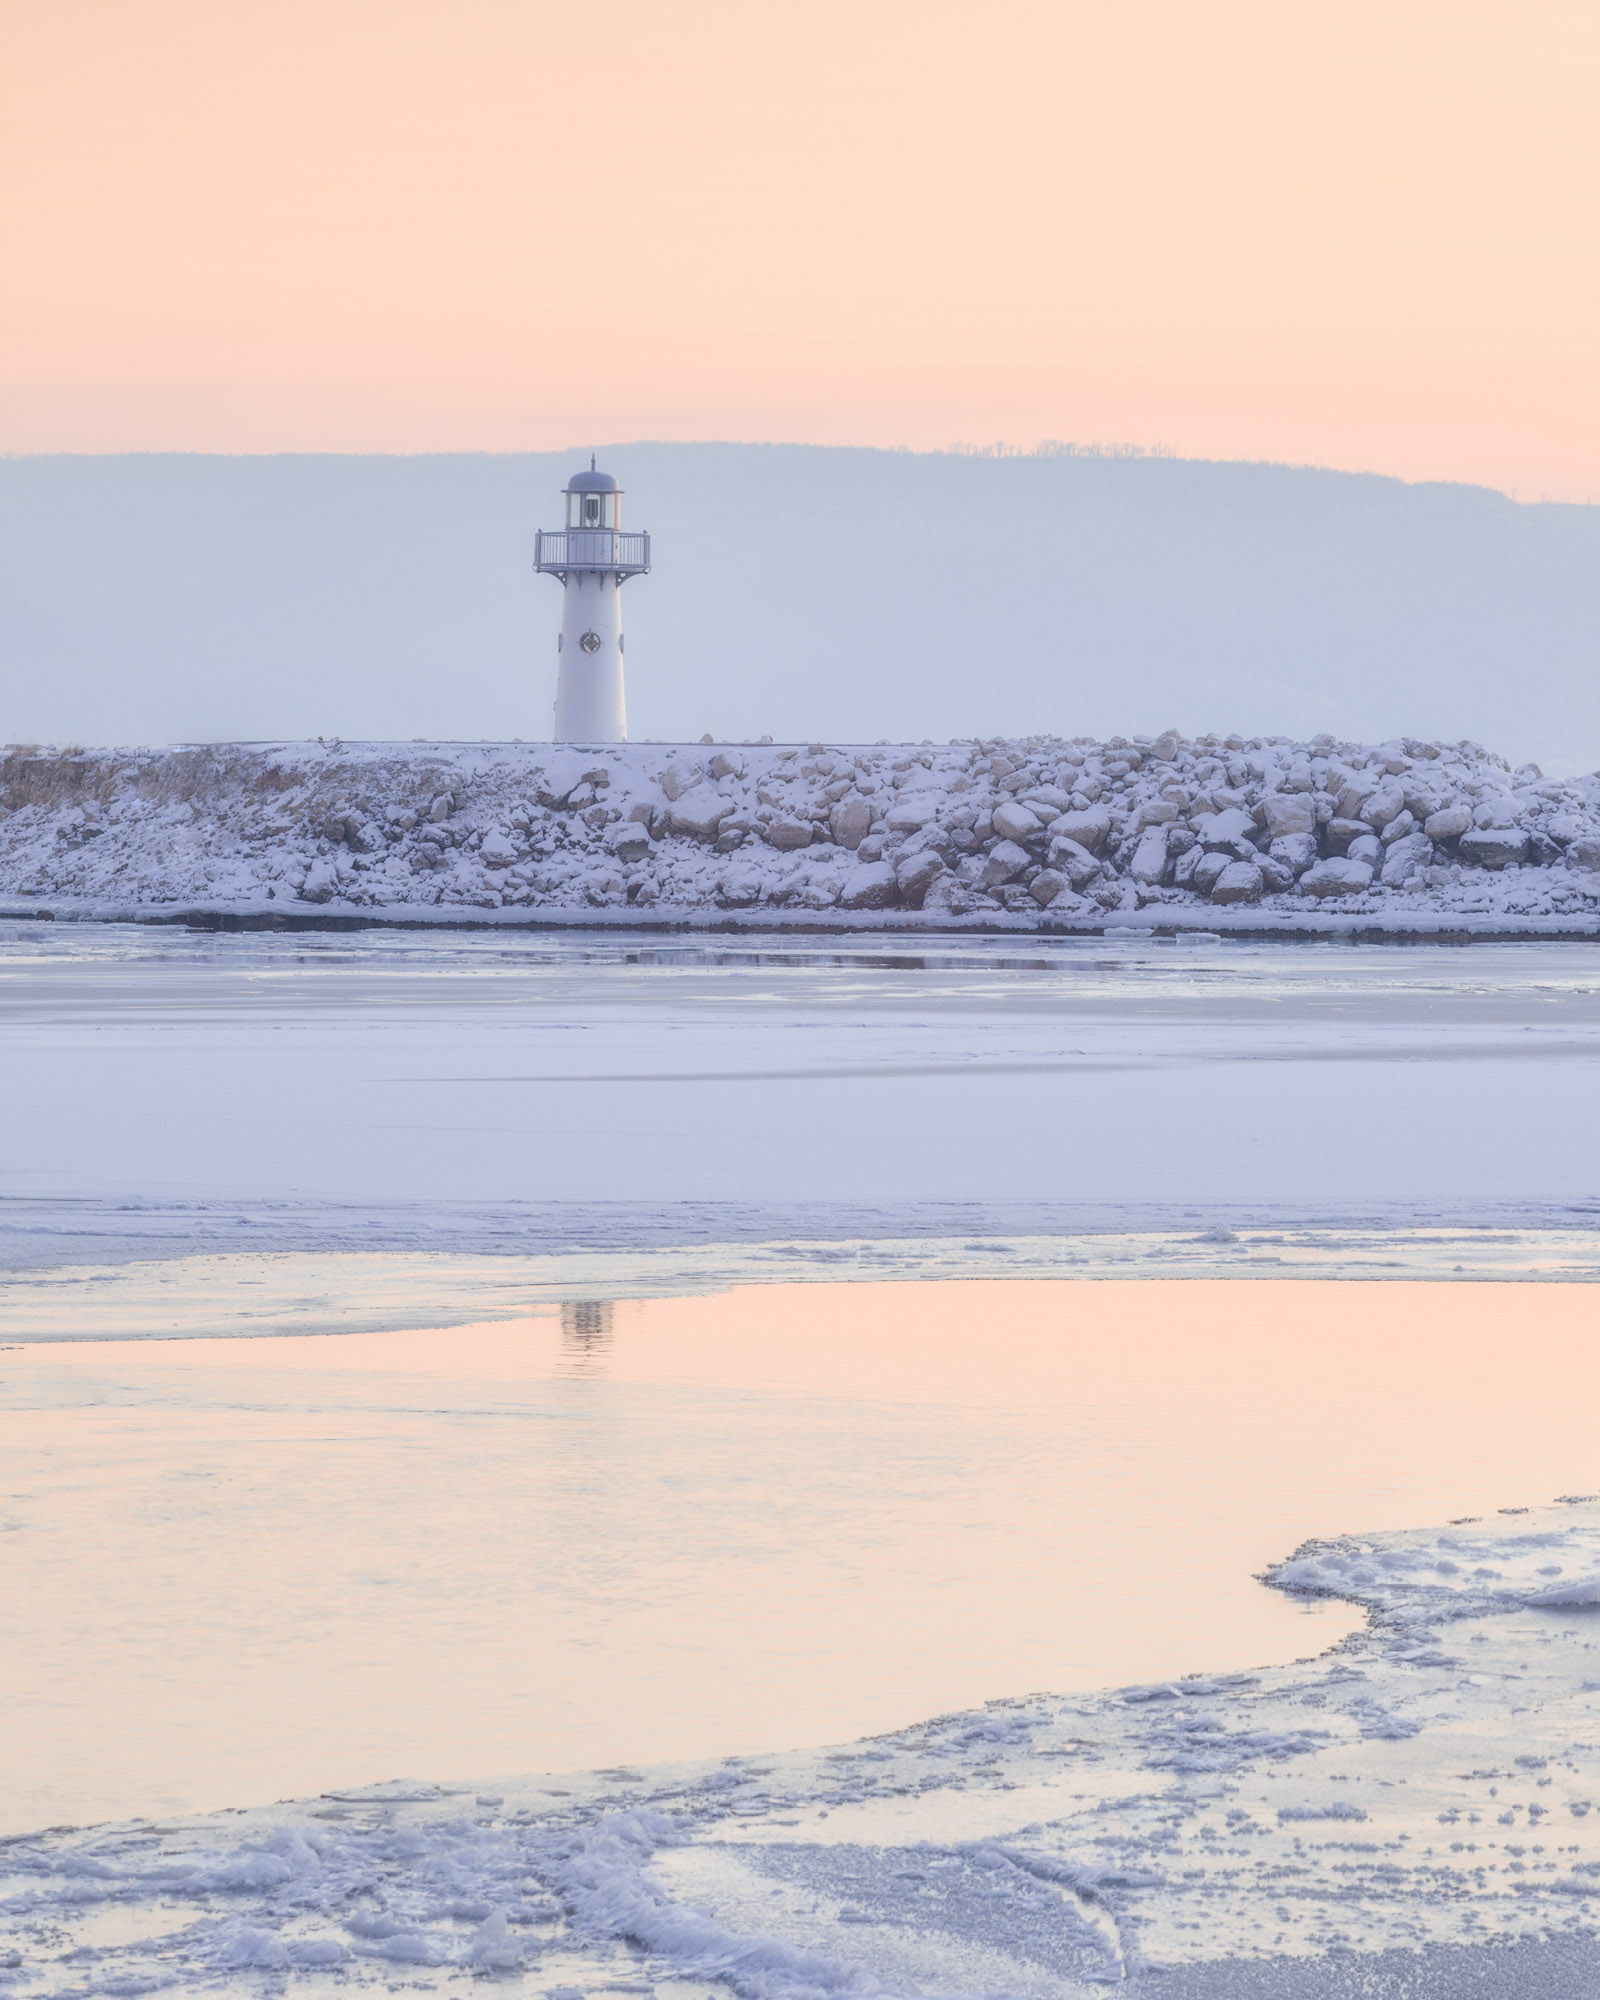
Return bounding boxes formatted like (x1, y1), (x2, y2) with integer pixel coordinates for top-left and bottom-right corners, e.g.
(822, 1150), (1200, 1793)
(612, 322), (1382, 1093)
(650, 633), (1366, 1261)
(1324, 817), (1371, 854)
(1360, 787), (1408, 833)
(1424, 802), (1473, 841)
(668, 787), (734, 841)
(839, 861), (899, 910)
(764, 816), (815, 850)
(1347, 833), (1383, 868)
(886, 796), (938, 833)
(715, 868), (762, 907)
(1129, 826), (1171, 886)
(1259, 792), (1317, 838)
(1269, 831), (1319, 877)
(609, 822), (652, 865)
(1047, 836), (1103, 890)
(298, 859), (340, 904)
(1194, 807), (1257, 858)
(1130, 798), (1180, 835)
(1257, 856), (1295, 894)
(1334, 776), (1379, 820)
(983, 839), (1033, 888)
(1459, 828), (1529, 870)
(656, 762), (701, 803)
(1029, 868), (1070, 907)
(992, 800), (1043, 844)
(1380, 831), (1433, 887)
(829, 795), (873, 850)
(1191, 850), (1233, 897)
(1300, 857), (1375, 897)
(896, 850), (945, 908)
(1569, 836), (1600, 872)
(479, 832), (520, 869)
(1210, 860), (1263, 904)
(1049, 807), (1112, 852)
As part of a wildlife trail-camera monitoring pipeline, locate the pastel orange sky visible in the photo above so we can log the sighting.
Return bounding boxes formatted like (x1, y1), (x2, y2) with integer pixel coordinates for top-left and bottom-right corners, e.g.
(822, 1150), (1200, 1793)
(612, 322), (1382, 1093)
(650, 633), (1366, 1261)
(2, 0), (1596, 497)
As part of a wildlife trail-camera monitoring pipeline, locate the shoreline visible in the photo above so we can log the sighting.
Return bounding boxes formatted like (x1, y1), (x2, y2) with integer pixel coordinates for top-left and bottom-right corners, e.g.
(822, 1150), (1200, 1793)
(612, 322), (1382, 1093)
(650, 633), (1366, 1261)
(6, 1497), (1597, 1994)
(5, 733), (1598, 940)
(8, 897), (1600, 941)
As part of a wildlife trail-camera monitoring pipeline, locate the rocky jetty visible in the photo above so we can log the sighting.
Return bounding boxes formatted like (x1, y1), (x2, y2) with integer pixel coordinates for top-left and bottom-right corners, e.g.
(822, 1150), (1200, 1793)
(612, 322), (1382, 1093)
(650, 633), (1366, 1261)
(3, 732), (1599, 931)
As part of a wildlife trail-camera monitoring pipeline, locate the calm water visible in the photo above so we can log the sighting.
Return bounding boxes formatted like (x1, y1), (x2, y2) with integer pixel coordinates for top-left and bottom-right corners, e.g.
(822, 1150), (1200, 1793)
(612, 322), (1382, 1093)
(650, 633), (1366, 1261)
(5, 1273), (1599, 1835)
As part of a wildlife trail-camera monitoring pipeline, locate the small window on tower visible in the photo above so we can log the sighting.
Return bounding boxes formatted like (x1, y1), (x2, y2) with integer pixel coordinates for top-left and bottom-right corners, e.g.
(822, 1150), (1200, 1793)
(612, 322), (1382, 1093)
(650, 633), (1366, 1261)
(583, 495), (602, 526)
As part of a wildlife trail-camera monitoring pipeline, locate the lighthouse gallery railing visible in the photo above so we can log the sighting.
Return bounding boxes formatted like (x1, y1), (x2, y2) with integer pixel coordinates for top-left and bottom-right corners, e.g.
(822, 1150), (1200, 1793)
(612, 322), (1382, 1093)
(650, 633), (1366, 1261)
(534, 529), (651, 577)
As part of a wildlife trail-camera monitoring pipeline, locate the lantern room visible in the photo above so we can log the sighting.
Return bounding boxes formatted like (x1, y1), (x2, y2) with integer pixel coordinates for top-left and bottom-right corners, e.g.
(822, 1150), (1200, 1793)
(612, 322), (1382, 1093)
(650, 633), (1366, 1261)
(565, 467), (620, 531)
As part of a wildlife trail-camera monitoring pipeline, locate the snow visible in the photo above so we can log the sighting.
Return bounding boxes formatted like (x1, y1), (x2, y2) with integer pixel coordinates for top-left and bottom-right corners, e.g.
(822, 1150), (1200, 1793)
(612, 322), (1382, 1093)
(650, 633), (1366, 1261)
(3, 732), (1599, 934)
(3, 1498), (1597, 1995)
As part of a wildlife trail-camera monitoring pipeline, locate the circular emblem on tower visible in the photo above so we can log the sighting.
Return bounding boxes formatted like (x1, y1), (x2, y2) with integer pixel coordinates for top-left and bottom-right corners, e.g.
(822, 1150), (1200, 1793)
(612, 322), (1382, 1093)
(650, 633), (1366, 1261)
(579, 630), (602, 654)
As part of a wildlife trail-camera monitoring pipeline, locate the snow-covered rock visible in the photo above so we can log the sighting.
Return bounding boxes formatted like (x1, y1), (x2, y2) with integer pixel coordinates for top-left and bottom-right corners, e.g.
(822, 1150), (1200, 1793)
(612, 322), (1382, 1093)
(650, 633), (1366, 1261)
(1269, 831), (1319, 877)
(1028, 867), (1069, 906)
(886, 796), (938, 834)
(1300, 856), (1376, 897)
(1459, 826), (1529, 869)
(829, 794), (872, 849)
(1380, 830), (1433, 886)
(1195, 806), (1256, 856)
(991, 800), (1042, 844)
(1050, 806), (1112, 852)
(983, 838), (1032, 888)
(667, 787), (734, 841)
(1423, 801), (1473, 840)
(839, 860), (898, 909)
(1129, 826), (1171, 885)
(1209, 859), (1263, 904)
(2, 732), (1598, 933)
(1258, 792), (1317, 838)
(896, 850), (945, 907)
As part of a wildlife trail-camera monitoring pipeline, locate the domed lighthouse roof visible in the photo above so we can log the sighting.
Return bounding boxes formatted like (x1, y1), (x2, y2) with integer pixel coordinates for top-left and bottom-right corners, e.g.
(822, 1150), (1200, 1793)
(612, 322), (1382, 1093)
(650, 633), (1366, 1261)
(565, 458), (619, 493)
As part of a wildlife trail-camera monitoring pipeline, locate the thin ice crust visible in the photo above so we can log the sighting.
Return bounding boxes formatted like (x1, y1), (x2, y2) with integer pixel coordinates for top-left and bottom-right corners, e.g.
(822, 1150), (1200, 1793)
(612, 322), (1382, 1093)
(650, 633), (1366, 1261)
(3, 1500), (1597, 1995)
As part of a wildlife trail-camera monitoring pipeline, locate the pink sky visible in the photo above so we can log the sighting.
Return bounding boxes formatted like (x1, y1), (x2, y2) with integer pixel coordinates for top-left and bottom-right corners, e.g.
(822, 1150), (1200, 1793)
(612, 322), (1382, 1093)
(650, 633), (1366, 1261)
(2, 0), (1595, 497)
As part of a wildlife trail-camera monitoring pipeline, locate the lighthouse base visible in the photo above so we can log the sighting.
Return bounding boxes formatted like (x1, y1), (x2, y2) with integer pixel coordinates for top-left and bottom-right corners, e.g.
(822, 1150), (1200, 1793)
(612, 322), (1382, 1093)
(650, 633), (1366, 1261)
(554, 573), (627, 743)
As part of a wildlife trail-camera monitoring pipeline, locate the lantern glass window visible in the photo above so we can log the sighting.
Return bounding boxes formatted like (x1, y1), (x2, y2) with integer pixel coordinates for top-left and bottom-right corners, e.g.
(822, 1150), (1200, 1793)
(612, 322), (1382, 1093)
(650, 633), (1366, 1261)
(568, 491), (617, 529)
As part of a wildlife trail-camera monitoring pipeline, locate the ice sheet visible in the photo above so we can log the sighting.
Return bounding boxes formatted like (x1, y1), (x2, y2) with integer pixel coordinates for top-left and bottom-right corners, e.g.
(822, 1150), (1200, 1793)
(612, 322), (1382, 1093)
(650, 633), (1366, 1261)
(3, 928), (1598, 1292)
(4, 1501), (1597, 1996)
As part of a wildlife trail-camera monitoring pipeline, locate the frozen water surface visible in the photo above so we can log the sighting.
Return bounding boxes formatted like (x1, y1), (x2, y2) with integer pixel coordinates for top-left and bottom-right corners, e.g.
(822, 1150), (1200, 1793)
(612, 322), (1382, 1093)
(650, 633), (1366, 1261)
(2, 927), (1598, 1993)
(2, 924), (1598, 1290)
(2, 1481), (1598, 1994)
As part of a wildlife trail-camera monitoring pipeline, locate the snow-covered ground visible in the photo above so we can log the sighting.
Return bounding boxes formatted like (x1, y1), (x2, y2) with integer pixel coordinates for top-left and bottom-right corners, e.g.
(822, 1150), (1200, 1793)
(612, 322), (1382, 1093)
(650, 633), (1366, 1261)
(4, 1499), (1597, 1996)
(4, 733), (1600, 933)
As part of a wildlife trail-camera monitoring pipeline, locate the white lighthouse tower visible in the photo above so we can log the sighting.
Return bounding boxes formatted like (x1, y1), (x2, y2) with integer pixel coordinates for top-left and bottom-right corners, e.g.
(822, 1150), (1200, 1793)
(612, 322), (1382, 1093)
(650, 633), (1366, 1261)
(534, 459), (651, 743)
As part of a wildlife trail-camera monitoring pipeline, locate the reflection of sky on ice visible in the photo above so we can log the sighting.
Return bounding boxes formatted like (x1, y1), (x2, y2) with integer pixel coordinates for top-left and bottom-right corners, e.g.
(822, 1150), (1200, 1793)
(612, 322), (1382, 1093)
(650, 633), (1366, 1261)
(3, 926), (1599, 1992)
(6, 1280), (1600, 1835)
(5, 1498), (1598, 1994)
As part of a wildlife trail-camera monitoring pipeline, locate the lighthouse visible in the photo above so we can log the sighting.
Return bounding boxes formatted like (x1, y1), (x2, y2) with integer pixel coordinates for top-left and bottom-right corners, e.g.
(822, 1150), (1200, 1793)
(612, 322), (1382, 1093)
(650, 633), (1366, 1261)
(534, 459), (651, 743)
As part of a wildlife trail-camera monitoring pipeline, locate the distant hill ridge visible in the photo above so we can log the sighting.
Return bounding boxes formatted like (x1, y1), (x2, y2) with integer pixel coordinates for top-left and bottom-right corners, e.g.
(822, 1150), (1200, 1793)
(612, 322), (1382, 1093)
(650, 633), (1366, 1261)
(2, 445), (1596, 770)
